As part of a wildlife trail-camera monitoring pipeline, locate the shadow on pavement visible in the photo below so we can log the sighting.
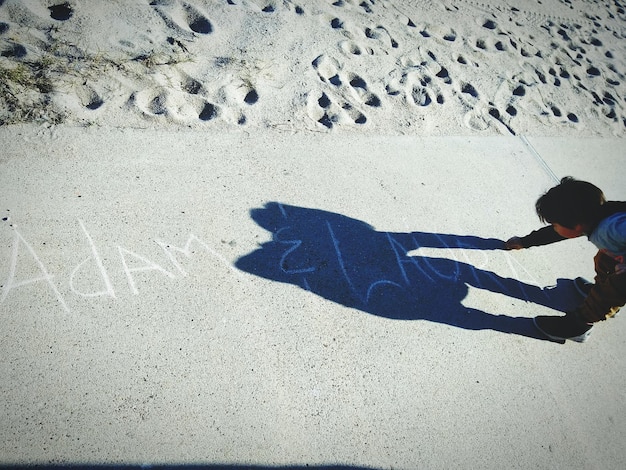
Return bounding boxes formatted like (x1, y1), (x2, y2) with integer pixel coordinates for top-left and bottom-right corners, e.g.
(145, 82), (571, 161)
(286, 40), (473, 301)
(236, 203), (583, 342)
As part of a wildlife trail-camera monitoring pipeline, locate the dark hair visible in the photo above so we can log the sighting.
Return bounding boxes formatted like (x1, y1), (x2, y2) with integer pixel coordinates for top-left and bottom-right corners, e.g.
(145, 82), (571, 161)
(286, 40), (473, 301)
(535, 177), (606, 228)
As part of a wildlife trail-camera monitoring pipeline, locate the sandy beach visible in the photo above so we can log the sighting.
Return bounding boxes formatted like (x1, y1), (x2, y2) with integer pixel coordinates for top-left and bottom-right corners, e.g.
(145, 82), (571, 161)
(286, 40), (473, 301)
(1, 0), (625, 135)
(1, 1), (626, 469)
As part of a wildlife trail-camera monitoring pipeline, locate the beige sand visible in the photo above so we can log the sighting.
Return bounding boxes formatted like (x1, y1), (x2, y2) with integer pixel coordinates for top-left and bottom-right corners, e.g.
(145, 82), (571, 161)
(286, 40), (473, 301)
(1, 0), (625, 135)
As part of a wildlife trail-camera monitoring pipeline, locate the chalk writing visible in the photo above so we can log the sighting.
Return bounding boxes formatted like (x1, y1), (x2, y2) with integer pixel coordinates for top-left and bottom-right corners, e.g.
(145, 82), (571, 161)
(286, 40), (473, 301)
(327, 221), (403, 304)
(0, 220), (238, 313)
(388, 234), (435, 284)
(157, 234), (242, 278)
(275, 227), (316, 275)
(118, 246), (176, 296)
(266, 210), (539, 308)
(235, 202), (578, 336)
(2, 204), (572, 338)
(69, 219), (115, 298)
(2, 226), (70, 313)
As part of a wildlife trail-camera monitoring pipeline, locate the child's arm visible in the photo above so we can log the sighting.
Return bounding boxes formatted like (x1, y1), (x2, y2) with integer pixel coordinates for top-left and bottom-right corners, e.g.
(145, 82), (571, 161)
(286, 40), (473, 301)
(505, 237), (524, 250)
(505, 226), (567, 250)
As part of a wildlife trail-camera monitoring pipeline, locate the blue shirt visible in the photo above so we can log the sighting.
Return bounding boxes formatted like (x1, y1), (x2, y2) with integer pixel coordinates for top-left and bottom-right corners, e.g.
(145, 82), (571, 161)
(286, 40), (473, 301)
(589, 213), (626, 262)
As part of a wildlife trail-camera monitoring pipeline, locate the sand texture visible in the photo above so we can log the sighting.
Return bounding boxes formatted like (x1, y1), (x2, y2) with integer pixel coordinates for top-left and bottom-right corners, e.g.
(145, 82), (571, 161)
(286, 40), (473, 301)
(1, 0), (625, 135)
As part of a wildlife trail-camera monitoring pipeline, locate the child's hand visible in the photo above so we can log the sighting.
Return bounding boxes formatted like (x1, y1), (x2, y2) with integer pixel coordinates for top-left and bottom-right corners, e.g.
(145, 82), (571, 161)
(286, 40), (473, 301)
(505, 237), (524, 250)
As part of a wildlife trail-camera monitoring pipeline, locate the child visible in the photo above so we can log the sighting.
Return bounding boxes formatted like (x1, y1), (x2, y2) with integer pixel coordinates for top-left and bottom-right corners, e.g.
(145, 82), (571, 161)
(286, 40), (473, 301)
(505, 177), (626, 342)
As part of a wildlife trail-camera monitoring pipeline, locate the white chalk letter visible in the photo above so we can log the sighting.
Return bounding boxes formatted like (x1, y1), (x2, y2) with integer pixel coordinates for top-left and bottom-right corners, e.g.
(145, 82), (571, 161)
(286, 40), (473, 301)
(1, 227), (69, 312)
(504, 251), (543, 301)
(156, 234), (242, 278)
(69, 220), (116, 298)
(118, 246), (176, 295)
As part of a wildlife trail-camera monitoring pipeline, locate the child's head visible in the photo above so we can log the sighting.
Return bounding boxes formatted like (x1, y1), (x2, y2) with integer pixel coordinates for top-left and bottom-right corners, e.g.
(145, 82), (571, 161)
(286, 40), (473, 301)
(535, 177), (606, 231)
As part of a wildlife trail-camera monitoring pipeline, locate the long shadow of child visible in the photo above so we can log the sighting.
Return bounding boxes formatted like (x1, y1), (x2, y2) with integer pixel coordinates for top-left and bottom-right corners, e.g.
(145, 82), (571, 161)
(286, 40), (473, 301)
(236, 203), (582, 342)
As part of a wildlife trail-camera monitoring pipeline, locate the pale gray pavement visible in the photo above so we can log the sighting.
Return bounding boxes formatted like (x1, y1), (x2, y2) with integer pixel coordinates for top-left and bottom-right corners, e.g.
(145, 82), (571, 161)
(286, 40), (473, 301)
(1, 126), (625, 469)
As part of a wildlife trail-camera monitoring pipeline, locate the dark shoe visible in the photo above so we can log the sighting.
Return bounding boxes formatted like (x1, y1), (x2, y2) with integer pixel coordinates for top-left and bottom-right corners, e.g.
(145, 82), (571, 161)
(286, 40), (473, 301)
(533, 314), (593, 343)
(574, 277), (593, 297)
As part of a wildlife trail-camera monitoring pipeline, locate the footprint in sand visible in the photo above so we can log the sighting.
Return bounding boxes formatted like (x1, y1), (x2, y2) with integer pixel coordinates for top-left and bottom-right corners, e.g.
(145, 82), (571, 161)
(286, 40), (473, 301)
(306, 85), (372, 129)
(76, 85), (104, 111)
(133, 89), (170, 116)
(347, 73), (381, 107)
(182, 76), (203, 95)
(473, 14), (535, 56)
(419, 24), (457, 44)
(127, 39), (267, 124)
(220, 79), (260, 107)
(198, 102), (218, 121)
(150, 0), (213, 38)
(312, 54), (341, 83)
(129, 69), (211, 122)
(364, 25), (399, 49)
(309, 55), (382, 128)
(1, 41), (27, 58)
(309, 91), (368, 129)
(62, 83), (107, 118)
(331, 0), (377, 15)
(389, 71), (445, 108)
(328, 13), (398, 56)
(132, 87), (221, 123)
(234, 2), (302, 14)
(48, 3), (73, 21)
(391, 49), (449, 107)
(339, 40), (373, 57)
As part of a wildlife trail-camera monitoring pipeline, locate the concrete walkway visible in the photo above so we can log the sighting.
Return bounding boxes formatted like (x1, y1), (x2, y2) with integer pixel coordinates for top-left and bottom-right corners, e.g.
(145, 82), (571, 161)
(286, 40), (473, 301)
(1, 126), (625, 469)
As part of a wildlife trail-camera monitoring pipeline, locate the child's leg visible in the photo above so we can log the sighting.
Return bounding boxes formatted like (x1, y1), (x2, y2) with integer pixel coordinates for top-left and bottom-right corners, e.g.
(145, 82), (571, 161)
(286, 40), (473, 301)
(575, 251), (626, 323)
